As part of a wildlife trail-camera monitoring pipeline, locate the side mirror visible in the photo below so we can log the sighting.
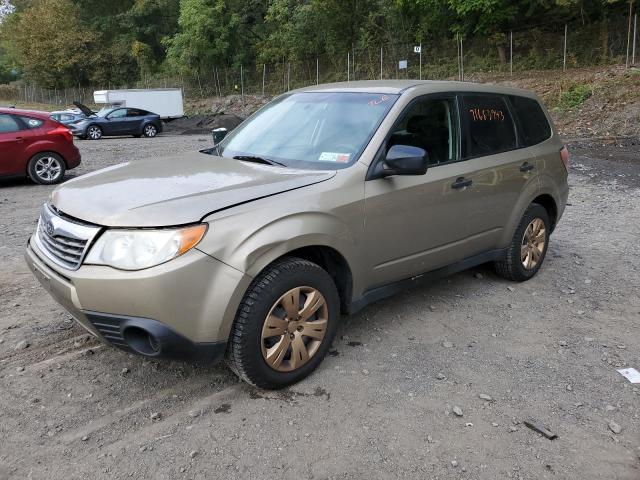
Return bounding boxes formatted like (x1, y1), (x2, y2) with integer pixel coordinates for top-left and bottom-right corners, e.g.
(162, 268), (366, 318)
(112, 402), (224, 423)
(369, 145), (429, 179)
(212, 127), (228, 145)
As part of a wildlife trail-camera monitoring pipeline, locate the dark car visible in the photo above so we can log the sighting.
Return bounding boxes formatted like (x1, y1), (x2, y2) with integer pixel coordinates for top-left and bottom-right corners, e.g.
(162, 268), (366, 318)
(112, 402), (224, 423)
(0, 107), (81, 184)
(50, 109), (86, 126)
(69, 102), (163, 140)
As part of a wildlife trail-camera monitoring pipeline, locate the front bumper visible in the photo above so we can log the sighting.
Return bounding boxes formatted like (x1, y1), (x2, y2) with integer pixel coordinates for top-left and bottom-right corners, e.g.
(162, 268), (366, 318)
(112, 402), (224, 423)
(25, 237), (252, 362)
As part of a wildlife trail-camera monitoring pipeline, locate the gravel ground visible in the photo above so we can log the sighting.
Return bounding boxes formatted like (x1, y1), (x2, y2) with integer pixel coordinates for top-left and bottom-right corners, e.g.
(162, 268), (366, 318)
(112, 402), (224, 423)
(0, 134), (639, 480)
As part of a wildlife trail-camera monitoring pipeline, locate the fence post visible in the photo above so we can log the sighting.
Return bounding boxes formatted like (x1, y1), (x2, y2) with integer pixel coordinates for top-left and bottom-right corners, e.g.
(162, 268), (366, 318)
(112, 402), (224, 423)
(262, 64), (266, 96)
(460, 36), (464, 81)
(626, 1), (633, 68)
(240, 65), (244, 99)
(563, 23), (568, 71)
(510, 30), (513, 75)
(347, 52), (350, 82)
(380, 46), (383, 80)
(316, 57), (319, 84)
(633, 13), (637, 65)
(287, 63), (291, 91)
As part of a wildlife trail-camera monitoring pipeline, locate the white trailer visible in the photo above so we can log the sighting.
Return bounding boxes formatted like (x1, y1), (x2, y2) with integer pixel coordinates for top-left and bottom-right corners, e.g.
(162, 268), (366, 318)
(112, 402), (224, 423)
(93, 88), (184, 119)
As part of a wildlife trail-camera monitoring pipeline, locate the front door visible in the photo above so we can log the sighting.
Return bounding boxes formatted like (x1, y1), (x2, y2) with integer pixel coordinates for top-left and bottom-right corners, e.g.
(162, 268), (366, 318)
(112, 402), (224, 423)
(363, 95), (483, 288)
(104, 108), (128, 135)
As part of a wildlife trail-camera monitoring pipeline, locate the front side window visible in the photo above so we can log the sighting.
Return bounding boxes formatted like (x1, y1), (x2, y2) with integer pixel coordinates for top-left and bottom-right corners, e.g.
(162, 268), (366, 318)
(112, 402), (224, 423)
(218, 92), (398, 170)
(509, 95), (551, 146)
(107, 109), (127, 119)
(462, 95), (517, 157)
(387, 97), (457, 165)
(0, 114), (21, 133)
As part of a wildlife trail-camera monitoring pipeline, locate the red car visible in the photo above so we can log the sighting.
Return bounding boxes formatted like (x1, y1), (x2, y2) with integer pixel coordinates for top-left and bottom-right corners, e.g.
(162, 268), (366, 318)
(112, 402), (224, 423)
(0, 107), (81, 184)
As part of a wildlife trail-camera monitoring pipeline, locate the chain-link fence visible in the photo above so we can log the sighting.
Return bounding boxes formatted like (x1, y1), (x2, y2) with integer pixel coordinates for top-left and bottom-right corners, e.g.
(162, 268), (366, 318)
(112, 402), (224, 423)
(2, 12), (638, 107)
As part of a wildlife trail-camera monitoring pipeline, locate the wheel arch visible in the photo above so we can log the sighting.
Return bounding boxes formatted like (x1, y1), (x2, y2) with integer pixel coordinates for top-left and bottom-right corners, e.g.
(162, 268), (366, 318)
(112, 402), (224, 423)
(280, 245), (353, 314)
(531, 193), (558, 232)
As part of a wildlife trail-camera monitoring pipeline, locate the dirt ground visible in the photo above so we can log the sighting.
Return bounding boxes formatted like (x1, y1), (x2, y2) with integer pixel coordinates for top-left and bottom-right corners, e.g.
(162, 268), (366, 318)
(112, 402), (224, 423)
(0, 134), (639, 480)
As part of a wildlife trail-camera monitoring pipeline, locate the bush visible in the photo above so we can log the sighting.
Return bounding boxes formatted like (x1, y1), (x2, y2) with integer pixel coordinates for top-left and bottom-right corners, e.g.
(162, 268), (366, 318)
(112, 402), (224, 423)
(559, 83), (592, 110)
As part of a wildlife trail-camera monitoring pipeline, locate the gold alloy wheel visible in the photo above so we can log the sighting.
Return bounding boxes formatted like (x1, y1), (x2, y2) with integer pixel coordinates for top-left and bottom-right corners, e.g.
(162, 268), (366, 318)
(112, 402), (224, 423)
(261, 286), (328, 372)
(521, 218), (546, 270)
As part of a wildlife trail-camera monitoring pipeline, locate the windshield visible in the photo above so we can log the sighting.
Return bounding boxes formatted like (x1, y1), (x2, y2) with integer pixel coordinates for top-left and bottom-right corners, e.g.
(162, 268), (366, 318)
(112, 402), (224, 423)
(96, 107), (113, 117)
(218, 92), (398, 169)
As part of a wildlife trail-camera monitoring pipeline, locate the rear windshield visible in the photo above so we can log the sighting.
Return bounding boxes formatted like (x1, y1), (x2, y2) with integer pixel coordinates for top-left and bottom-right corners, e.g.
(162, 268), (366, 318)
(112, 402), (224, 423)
(218, 92), (398, 170)
(509, 95), (552, 146)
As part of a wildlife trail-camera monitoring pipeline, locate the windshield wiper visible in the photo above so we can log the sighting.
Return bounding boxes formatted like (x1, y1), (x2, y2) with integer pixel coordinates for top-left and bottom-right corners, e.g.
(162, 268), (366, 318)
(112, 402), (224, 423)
(232, 155), (287, 167)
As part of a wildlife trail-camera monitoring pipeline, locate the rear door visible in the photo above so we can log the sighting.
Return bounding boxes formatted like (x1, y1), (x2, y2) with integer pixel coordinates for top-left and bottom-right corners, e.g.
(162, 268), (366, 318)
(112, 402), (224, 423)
(456, 93), (540, 253)
(123, 108), (147, 134)
(0, 114), (30, 176)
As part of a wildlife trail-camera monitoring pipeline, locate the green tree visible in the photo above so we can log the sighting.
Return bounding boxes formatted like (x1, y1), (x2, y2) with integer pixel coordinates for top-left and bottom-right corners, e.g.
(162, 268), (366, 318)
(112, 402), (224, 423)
(164, 0), (240, 74)
(7, 0), (94, 87)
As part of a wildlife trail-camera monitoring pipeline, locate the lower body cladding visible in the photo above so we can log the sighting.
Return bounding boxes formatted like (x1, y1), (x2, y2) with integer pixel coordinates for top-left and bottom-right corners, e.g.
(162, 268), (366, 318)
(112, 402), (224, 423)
(24, 237), (252, 363)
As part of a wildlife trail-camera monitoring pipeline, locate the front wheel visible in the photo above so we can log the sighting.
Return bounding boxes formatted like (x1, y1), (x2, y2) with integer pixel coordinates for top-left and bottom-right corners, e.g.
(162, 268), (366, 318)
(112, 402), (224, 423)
(494, 203), (550, 281)
(86, 125), (102, 140)
(28, 152), (66, 185)
(226, 257), (339, 389)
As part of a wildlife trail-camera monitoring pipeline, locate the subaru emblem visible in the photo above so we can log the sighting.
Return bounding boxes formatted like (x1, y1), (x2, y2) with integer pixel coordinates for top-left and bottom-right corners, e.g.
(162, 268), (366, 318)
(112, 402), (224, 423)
(45, 221), (54, 236)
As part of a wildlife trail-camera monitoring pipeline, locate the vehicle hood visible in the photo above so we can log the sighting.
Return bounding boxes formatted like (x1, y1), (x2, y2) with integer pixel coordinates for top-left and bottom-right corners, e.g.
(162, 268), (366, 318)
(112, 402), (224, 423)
(50, 151), (336, 227)
(72, 101), (95, 117)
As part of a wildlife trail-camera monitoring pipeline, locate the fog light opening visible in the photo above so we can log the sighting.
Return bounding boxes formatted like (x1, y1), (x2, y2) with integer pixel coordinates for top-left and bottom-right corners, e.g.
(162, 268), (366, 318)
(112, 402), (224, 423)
(123, 326), (161, 356)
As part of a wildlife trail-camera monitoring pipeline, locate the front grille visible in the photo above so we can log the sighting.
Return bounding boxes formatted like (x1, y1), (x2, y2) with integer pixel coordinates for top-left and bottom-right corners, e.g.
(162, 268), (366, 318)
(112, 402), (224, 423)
(38, 226), (87, 268)
(34, 204), (101, 271)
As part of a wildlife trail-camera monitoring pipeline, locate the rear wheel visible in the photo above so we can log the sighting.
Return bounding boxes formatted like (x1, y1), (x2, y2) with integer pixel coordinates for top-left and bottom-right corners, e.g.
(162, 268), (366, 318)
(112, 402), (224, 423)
(28, 152), (66, 185)
(226, 257), (339, 389)
(495, 203), (550, 281)
(86, 125), (102, 140)
(143, 124), (157, 138)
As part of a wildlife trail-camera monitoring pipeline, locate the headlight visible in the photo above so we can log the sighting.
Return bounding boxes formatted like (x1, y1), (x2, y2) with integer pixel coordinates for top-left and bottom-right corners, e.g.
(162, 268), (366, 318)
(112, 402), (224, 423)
(85, 224), (207, 270)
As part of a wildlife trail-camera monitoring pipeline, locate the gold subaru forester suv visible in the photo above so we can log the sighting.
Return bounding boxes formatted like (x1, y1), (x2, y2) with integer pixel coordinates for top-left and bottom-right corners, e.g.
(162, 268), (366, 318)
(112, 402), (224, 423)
(25, 81), (569, 389)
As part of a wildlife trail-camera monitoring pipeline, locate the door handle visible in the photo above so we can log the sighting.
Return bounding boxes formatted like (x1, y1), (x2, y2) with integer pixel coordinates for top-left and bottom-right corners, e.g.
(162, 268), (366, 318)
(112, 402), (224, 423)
(15, 136), (24, 143)
(519, 162), (535, 172)
(451, 177), (473, 189)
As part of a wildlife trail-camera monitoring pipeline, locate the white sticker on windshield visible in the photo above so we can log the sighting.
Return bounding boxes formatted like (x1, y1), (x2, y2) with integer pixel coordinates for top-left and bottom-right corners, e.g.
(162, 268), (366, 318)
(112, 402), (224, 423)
(318, 152), (350, 163)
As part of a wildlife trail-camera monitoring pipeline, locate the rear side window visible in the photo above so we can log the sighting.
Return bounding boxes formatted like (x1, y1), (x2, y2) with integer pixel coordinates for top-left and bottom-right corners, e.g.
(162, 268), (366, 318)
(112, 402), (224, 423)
(462, 95), (517, 157)
(0, 114), (21, 133)
(19, 116), (43, 129)
(509, 95), (551, 146)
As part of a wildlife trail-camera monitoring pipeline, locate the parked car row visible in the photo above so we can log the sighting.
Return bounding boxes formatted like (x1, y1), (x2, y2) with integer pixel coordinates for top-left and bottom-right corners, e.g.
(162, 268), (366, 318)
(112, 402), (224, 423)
(1, 103), (164, 184)
(0, 107), (81, 184)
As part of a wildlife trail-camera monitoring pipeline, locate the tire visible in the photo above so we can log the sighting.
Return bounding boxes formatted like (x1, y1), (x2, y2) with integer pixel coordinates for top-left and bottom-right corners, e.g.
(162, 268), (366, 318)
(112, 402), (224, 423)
(494, 203), (550, 282)
(28, 152), (66, 185)
(143, 123), (157, 138)
(226, 257), (340, 389)
(86, 125), (102, 140)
